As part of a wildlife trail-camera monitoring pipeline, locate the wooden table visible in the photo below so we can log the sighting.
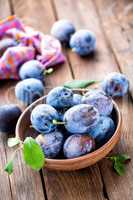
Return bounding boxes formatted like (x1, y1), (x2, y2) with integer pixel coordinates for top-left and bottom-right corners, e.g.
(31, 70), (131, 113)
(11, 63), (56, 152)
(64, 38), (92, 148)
(0, 0), (133, 199)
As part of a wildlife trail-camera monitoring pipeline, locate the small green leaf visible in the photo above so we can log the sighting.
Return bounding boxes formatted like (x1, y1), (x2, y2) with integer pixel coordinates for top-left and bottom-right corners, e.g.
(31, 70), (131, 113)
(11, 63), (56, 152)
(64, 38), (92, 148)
(114, 161), (125, 176)
(4, 160), (13, 175)
(8, 137), (20, 147)
(64, 80), (96, 89)
(109, 154), (130, 163)
(109, 154), (131, 176)
(23, 137), (45, 171)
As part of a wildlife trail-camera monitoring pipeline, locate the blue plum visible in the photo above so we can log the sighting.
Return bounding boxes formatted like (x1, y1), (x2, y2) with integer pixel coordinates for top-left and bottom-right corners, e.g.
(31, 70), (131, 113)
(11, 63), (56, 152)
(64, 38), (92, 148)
(82, 89), (113, 116)
(19, 60), (44, 81)
(101, 72), (129, 97)
(72, 93), (82, 105)
(70, 29), (96, 56)
(0, 104), (22, 133)
(51, 19), (75, 44)
(63, 134), (95, 158)
(63, 104), (99, 134)
(15, 78), (44, 105)
(31, 104), (60, 134)
(36, 131), (64, 158)
(46, 86), (73, 109)
(88, 116), (115, 145)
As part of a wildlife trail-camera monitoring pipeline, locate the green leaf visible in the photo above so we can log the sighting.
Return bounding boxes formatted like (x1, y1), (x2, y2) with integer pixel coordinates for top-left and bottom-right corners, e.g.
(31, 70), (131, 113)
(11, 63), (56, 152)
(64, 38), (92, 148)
(4, 160), (13, 175)
(114, 161), (125, 176)
(64, 80), (96, 89)
(23, 137), (45, 171)
(109, 154), (131, 176)
(109, 154), (130, 163)
(117, 154), (130, 163)
(8, 137), (20, 147)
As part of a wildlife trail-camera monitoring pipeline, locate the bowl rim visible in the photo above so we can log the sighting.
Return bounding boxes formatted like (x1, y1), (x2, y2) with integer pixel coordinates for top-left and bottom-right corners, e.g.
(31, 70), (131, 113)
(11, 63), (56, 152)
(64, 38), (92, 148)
(16, 95), (122, 164)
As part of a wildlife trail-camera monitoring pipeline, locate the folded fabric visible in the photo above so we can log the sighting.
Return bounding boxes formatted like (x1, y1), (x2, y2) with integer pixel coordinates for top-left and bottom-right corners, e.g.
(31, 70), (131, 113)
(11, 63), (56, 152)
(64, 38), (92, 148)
(0, 16), (25, 38)
(0, 37), (17, 56)
(37, 35), (65, 68)
(0, 15), (65, 79)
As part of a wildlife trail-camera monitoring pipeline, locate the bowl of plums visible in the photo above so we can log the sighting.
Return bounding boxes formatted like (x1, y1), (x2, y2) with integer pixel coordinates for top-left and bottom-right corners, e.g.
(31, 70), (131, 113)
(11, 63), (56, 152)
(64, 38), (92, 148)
(16, 81), (123, 171)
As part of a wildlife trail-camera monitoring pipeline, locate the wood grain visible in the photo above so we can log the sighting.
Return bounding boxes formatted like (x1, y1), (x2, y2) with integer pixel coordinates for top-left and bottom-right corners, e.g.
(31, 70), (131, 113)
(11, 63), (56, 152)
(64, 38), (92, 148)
(94, 0), (133, 97)
(43, 166), (105, 200)
(0, 1), (15, 199)
(0, 92), (12, 200)
(0, 0), (11, 18)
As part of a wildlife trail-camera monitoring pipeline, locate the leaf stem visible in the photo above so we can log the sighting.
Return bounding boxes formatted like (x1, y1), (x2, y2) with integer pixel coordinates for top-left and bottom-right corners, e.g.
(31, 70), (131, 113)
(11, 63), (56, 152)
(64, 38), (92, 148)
(4, 146), (22, 175)
(44, 68), (54, 75)
(11, 146), (22, 160)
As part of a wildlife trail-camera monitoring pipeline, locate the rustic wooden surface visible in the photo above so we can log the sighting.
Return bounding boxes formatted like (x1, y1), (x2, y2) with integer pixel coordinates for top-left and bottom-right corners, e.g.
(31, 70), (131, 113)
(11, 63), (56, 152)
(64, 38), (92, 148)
(0, 0), (133, 199)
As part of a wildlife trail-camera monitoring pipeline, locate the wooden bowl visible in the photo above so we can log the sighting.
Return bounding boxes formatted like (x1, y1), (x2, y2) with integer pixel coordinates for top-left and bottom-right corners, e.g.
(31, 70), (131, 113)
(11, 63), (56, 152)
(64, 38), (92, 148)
(16, 95), (122, 171)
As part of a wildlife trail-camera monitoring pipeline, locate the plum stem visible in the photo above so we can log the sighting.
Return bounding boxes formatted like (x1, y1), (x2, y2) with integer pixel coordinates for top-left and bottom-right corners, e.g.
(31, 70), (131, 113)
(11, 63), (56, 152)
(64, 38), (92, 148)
(52, 119), (65, 125)
(44, 68), (54, 75)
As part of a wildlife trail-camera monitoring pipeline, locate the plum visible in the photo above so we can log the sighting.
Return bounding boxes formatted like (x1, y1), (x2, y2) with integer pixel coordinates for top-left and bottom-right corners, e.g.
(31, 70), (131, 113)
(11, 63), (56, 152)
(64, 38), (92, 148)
(63, 104), (99, 134)
(51, 19), (75, 44)
(89, 116), (115, 145)
(82, 89), (113, 116)
(63, 134), (95, 158)
(101, 72), (129, 97)
(15, 78), (44, 105)
(19, 60), (44, 81)
(31, 104), (60, 134)
(36, 131), (63, 158)
(70, 30), (96, 56)
(46, 86), (73, 109)
(0, 104), (21, 133)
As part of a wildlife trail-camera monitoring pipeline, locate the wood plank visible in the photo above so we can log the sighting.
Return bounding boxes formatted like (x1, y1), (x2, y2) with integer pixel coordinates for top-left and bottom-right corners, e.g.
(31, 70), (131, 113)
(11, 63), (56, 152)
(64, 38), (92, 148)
(53, 0), (133, 200)
(0, 0), (14, 199)
(0, 0), (11, 18)
(13, 0), (106, 200)
(43, 166), (105, 200)
(0, 88), (12, 199)
(94, 0), (133, 97)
